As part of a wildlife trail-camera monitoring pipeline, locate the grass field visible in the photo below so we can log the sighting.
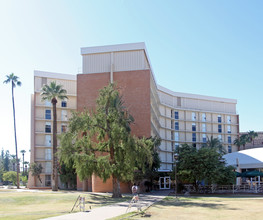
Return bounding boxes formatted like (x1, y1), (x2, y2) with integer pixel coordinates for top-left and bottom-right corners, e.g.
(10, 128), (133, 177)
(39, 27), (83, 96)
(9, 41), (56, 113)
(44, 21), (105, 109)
(0, 188), (131, 220)
(113, 195), (263, 220)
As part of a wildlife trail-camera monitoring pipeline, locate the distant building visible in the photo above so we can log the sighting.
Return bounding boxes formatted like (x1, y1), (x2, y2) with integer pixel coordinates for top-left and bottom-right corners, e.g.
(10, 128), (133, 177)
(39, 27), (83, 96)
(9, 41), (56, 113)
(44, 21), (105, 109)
(240, 131), (263, 150)
(28, 42), (239, 190)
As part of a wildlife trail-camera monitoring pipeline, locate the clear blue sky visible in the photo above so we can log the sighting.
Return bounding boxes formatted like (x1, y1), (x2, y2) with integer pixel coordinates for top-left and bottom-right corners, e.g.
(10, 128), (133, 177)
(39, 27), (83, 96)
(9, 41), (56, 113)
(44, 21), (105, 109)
(1, 0), (263, 161)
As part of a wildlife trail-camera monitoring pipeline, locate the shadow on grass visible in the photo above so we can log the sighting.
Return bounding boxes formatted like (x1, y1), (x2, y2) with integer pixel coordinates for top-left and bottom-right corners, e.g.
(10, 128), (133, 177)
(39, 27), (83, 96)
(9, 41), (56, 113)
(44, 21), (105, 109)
(85, 194), (132, 206)
(153, 198), (241, 211)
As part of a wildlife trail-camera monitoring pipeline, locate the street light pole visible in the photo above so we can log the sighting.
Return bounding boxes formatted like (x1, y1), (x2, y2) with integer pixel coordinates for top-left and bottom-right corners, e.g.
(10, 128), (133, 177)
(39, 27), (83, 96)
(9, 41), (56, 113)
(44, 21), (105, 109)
(174, 153), (179, 198)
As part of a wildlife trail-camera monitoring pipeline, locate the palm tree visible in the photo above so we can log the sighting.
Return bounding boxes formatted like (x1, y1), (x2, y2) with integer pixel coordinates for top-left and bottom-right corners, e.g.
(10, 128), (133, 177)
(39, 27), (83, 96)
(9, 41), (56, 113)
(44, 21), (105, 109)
(240, 134), (249, 150)
(233, 137), (241, 151)
(41, 81), (67, 191)
(20, 150), (26, 174)
(247, 130), (258, 146)
(24, 161), (29, 173)
(205, 136), (224, 153)
(234, 134), (249, 151)
(3, 73), (21, 189)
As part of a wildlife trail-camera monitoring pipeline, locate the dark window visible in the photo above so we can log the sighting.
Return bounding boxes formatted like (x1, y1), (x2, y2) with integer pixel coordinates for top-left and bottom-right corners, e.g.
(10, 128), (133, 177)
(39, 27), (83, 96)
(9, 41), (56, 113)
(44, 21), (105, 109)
(61, 101), (67, 108)
(192, 124), (196, 131)
(192, 133), (196, 142)
(45, 124), (51, 133)
(61, 125), (67, 133)
(174, 111), (179, 120)
(45, 175), (51, 186)
(193, 143), (197, 148)
(228, 136), (231, 144)
(218, 115), (222, 123)
(228, 146), (232, 153)
(175, 122), (179, 130)
(45, 109), (51, 120)
(218, 124), (222, 133)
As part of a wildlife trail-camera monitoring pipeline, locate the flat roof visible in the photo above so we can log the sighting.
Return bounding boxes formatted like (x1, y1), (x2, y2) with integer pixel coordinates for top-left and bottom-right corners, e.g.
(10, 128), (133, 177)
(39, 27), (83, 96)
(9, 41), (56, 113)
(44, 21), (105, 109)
(157, 85), (237, 104)
(81, 42), (146, 55)
(34, 70), (76, 81)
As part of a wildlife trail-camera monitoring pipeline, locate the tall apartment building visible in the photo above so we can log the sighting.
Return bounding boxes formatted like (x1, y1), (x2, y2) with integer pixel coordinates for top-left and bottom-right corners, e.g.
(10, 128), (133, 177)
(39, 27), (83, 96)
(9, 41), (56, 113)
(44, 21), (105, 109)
(28, 42), (239, 190)
(28, 71), (76, 188)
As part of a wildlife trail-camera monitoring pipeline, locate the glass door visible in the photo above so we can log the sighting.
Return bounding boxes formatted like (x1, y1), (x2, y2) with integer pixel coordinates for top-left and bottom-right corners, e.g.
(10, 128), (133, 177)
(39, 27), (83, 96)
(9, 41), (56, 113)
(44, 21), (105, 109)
(159, 176), (171, 189)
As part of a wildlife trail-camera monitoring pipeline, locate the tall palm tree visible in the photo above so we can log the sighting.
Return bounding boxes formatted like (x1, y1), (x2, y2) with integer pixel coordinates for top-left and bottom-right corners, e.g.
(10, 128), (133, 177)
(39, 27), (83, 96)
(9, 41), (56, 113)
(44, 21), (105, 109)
(24, 161), (29, 173)
(240, 134), (249, 150)
(247, 130), (258, 146)
(20, 150), (26, 174)
(41, 81), (67, 191)
(233, 137), (241, 151)
(205, 136), (224, 153)
(3, 73), (21, 189)
(234, 134), (249, 151)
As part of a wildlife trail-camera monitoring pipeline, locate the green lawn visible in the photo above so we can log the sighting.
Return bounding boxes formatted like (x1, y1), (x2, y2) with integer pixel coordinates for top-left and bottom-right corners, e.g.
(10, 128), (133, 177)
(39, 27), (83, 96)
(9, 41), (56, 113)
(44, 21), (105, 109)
(113, 195), (263, 220)
(0, 188), (131, 220)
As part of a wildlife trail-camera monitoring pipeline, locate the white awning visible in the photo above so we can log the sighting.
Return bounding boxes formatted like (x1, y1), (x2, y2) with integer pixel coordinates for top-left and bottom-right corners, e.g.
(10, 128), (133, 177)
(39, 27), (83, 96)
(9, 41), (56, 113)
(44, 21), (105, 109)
(223, 148), (263, 169)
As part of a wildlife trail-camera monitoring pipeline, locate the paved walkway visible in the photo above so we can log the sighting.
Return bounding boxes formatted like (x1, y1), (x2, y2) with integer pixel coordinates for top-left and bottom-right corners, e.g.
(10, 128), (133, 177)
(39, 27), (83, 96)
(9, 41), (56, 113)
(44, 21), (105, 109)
(42, 190), (171, 220)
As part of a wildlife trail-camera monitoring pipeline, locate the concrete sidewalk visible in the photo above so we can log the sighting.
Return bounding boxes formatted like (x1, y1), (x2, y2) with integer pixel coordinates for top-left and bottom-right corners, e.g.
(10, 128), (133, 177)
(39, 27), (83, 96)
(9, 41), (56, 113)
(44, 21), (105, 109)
(42, 190), (171, 220)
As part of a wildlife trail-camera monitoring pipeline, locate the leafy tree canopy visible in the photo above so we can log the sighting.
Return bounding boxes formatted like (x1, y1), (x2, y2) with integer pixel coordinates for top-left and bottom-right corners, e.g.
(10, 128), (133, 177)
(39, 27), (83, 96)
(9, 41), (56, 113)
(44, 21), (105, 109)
(59, 83), (157, 197)
(176, 144), (235, 190)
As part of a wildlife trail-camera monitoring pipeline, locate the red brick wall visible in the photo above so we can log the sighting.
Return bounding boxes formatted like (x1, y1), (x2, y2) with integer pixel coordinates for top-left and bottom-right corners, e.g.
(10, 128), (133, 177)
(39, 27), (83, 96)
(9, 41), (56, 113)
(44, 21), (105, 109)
(76, 70), (151, 192)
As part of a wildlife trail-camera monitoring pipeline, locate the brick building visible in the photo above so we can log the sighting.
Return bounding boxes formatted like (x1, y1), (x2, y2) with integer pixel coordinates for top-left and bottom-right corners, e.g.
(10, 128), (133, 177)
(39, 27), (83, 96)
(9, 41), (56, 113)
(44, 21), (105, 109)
(28, 42), (239, 191)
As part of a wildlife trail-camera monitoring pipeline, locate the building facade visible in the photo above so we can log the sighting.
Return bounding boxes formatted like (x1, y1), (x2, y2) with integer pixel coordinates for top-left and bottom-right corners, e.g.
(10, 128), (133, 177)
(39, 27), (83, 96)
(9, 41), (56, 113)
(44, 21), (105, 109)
(28, 42), (239, 190)
(28, 71), (77, 188)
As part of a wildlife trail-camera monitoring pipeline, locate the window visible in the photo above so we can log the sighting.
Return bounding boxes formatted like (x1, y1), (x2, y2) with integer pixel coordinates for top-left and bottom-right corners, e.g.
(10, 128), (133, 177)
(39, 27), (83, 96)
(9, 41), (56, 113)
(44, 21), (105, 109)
(202, 113), (206, 122)
(192, 112), (196, 121)
(177, 97), (181, 106)
(228, 146), (232, 153)
(227, 116), (231, 124)
(61, 124), (67, 133)
(61, 110), (67, 121)
(175, 143), (179, 150)
(193, 143), (196, 148)
(228, 136), (232, 144)
(45, 149), (52, 160)
(174, 111), (179, 120)
(175, 122), (179, 131)
(175, 132), (179, 141)
(192, 133), (196, 142)
(202, 134), (206, 143)
(45, 135), (51, 146)
(45, 122), (51, 133)
(192, 123), (196, 131)
(45, 162), (52, 173)
(61, 101), (67, 108)
(227, 125), (231, 133)
(202, 124), (206, 132)
(45, 100), (51, 107)
(45, 109), (51, 120)
(218, 124), (222, 133)
(218, 115), (222, 123)
(218, 135), (222, 142)
(45, 175), (51, 186)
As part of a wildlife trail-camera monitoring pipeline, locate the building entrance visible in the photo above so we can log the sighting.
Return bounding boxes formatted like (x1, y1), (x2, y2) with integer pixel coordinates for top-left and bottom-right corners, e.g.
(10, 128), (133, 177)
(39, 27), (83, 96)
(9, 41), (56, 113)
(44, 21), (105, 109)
(159, 176), (170, 189)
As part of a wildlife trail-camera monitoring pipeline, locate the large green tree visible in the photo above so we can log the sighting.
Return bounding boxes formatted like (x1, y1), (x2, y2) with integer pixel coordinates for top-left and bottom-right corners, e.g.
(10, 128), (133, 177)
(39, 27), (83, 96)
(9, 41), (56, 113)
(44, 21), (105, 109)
(176, 144), (235, 191)
(41, 81), (67, 191)
(59, 84), (155, 197)
(3, 73), (21, 189)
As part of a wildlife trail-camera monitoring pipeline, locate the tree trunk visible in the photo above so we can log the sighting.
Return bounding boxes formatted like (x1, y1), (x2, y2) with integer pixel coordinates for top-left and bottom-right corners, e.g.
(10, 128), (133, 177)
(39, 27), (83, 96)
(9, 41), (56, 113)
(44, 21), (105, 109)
(112, 175), (122, 198)
(12, 83), (20, 189)
(52, 98), (58, 191)
(22, 153), (24, 174)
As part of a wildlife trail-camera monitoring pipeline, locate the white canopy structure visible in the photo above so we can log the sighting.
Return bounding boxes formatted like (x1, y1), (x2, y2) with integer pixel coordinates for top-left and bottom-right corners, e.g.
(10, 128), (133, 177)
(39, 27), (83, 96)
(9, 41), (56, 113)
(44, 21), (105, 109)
(223, 148), (263, 169)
